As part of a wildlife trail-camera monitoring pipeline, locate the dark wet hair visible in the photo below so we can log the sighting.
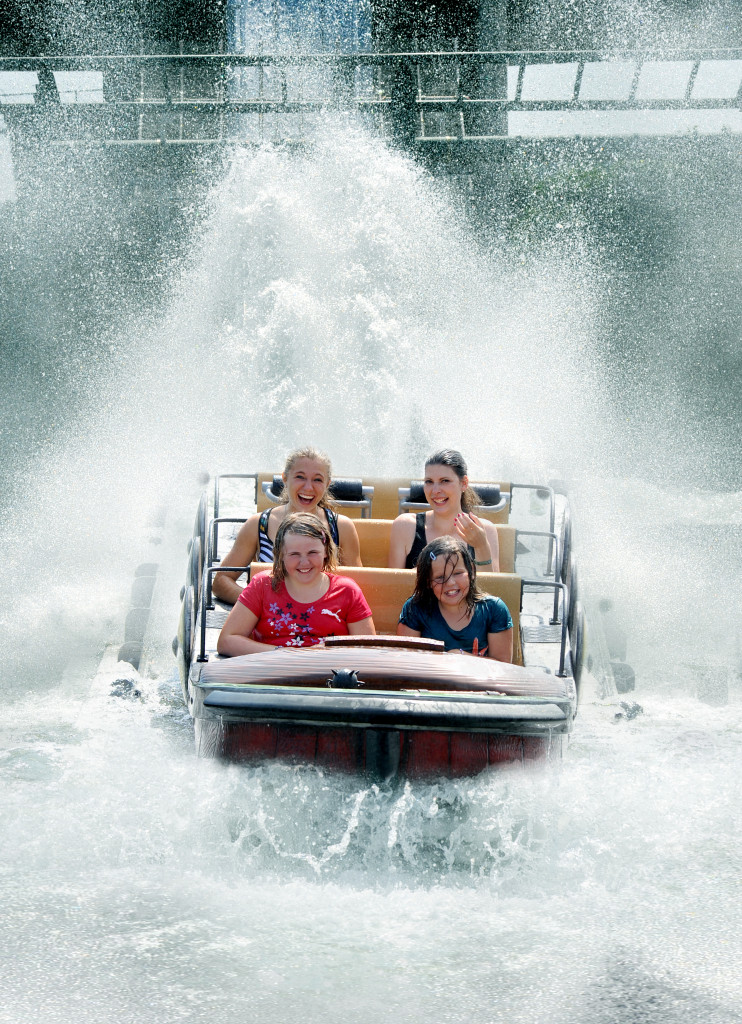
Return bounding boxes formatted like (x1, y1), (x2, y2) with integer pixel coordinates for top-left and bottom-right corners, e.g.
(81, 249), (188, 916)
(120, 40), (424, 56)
(412, 536), (484, 615)
(271, 512), (338, 591)
(276, 446), (337, 511)
(425, 449), (481, 513)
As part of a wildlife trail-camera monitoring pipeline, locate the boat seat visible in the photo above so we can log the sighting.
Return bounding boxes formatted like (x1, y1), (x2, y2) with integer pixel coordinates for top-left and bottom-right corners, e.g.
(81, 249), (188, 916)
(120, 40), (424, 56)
(251, 473), (513, 523)
(247, 563), (523, 665)
(398, 481), (511, 523)
(340, 476), (512, 522)
(354, 518), (516, 573)
(257, 473), (374, 518)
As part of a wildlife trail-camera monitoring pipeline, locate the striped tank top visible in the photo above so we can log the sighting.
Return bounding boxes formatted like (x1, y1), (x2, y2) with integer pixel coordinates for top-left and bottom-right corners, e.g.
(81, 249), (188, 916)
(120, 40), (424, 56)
(257, 507), (340, 562)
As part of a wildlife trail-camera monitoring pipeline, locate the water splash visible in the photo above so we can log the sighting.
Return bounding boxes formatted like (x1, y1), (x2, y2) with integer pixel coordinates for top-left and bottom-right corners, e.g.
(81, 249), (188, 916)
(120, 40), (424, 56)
(1, 84), (741, 1024)
(0, 120), (611, 683)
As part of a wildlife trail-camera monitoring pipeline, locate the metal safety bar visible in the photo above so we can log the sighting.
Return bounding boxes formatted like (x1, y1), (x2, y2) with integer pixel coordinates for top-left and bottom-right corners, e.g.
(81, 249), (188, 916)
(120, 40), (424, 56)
(205, 516), (252, 608)
(511, 483), (555, 570)
(213, 472), (258, 517)
(212, 473), (257, 555)
(515, 529), (561, 621)
(521, 579), (569, 677)
(198, 561), (253, 663)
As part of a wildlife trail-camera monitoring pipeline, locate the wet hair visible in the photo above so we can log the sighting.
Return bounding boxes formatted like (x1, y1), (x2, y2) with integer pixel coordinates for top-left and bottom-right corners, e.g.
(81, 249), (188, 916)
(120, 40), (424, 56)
(271, 511), (338, 591)
(424, 449), (481, 514)
(411, 536), (484, 615)
(276, 446), (336, 510)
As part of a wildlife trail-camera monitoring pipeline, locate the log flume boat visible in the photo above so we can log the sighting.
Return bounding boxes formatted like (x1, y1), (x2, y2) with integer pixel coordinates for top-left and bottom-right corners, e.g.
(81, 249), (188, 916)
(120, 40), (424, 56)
(175, 471), (589, 779)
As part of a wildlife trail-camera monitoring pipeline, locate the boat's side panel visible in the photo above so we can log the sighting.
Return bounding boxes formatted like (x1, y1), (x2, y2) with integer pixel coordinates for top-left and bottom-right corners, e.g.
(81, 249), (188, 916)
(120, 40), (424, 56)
(489, 734), (530, 764)
(316, 728), (363, 771)
(449, 731), (489, 776)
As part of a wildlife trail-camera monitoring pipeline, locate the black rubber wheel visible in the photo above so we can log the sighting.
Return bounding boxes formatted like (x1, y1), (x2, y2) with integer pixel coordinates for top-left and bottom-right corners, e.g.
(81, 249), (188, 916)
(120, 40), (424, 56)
(570, 600), (585, 699)
(559, 505), (572, 585)
(567, 558), (579, 638)
(176, 584), (195, 704)
(188, 535), (202, 605)
(194, 490), (208, 560)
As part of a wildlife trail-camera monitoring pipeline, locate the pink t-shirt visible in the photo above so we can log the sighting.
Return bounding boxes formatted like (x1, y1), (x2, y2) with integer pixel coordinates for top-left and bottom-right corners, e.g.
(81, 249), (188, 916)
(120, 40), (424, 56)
(237, 572), (372, 647)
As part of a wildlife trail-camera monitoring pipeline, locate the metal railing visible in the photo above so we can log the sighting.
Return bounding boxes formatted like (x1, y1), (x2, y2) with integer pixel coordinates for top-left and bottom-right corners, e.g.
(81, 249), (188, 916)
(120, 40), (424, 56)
(2, 49), (741, 144)
(198, 560), (254, 663)
(515, 530), (561, 622)
(212, 474), (257, 558)
(521, 579), (569, 677)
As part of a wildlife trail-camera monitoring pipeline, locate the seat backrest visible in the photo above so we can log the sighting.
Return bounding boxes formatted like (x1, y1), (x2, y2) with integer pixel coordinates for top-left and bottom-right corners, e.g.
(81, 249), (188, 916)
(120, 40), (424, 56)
(354, 519), (516, 573)
(360, 477), (420, 520)
(247, 563), (522, 664)
(398, 481), (511, 523)
(475, 571), (523, 665)
(257, 472), (512, 522)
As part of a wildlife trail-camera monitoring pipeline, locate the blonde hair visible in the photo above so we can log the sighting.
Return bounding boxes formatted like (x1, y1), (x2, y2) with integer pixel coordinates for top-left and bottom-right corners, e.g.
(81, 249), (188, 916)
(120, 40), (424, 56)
(270, 512), (339, 591)
(277, 446), (336, 511)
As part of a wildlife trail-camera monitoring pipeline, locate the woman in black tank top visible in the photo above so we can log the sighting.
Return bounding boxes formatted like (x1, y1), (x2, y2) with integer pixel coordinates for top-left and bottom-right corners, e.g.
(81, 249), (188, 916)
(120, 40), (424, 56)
(389, 449), (500, 572)
(405, 513), (476, 568)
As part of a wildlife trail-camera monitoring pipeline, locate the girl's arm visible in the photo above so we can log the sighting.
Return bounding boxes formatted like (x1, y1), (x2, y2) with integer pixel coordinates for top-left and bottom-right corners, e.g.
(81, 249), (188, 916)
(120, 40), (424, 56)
(337, 515), (363, 566)
(482, 520), (500, 572)
(388, 516), (415, 569)
(487, 628), (513, 663)
(212, 515), (261, 604)
(397, 623), (421, 638)
(217, 601), (277, 656)
(349, 616), (376, 635)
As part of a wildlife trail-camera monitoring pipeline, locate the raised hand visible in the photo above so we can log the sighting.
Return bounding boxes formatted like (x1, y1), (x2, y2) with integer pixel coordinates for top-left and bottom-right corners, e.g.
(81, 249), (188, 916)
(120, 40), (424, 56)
(454, 512), (493, 567)
(454, 512), (487, 548)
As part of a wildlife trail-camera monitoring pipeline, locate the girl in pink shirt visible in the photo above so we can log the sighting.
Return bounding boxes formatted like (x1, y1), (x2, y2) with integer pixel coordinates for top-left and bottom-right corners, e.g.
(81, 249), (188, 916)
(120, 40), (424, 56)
(217, 512), (375, 655)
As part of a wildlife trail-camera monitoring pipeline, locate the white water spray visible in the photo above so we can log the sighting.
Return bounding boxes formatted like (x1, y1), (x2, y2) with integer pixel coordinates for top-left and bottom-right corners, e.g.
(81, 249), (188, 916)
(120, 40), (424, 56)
(1, 103), (741, 1024)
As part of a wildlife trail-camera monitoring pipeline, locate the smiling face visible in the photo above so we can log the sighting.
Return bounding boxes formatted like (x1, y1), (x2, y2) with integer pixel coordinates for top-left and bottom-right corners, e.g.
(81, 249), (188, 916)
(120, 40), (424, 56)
(424, 462), (467, 515)
(430, 553), (470, 610)
(281, 532), (327, 586)
(283, 458), (330, 513)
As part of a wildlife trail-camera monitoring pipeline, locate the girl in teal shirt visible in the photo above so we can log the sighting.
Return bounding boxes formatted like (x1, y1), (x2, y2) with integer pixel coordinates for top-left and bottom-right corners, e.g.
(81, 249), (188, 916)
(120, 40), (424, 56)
(397, 536), (513, 662)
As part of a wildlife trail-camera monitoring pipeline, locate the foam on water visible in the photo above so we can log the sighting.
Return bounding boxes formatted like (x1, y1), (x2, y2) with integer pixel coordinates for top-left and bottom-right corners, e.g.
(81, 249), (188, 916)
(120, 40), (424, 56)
(1, 672), (740, 1022)
(1, 117), (741, 1022)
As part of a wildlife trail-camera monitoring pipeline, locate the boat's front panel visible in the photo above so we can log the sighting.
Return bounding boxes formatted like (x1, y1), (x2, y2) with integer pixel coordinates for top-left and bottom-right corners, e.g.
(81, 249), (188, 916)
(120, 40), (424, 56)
(194, 712), (564, 780)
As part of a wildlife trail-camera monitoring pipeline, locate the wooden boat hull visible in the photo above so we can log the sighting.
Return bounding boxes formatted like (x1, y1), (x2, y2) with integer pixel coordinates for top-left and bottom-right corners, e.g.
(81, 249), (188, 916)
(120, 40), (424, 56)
(191, 645), (572, 779)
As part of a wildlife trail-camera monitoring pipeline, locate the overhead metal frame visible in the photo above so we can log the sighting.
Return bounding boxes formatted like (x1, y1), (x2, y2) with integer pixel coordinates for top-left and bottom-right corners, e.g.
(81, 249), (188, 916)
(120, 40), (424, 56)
(1, 48), (741, 145)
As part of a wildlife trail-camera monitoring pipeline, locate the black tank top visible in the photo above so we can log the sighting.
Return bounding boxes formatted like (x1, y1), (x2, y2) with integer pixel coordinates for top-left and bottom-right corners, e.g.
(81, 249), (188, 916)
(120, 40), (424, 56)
(405, 513), (475, 568)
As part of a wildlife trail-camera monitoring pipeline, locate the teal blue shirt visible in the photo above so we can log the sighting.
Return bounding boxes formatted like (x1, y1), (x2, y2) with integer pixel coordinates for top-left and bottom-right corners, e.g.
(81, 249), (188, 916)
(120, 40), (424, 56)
(399, 595), (512, 655)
